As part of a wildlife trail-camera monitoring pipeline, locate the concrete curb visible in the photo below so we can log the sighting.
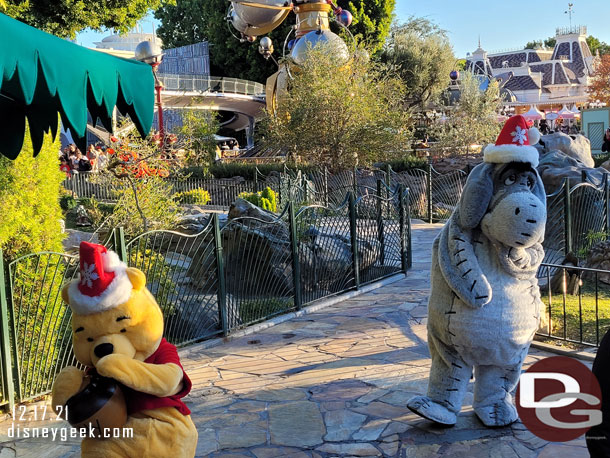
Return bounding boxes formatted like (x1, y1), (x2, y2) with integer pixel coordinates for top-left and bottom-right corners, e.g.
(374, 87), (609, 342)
(531, 340), (596, 362)
(180, 273), (406, 355)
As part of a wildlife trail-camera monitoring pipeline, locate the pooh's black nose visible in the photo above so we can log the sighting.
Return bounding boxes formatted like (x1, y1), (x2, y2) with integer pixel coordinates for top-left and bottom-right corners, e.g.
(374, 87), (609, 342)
(94, 343), (114, 358)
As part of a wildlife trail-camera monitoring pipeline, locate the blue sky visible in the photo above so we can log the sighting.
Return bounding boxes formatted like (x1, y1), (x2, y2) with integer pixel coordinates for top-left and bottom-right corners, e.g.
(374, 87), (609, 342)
(77, 1), (610, 57)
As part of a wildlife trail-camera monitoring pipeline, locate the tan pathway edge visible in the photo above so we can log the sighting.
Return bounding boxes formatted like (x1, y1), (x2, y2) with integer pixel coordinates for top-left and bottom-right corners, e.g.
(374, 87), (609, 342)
(0, 222), (592, 457)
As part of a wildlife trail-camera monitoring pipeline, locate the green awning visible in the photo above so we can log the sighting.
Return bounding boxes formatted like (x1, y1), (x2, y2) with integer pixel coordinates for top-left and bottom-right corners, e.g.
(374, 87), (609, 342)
(0, 13), (154, 159)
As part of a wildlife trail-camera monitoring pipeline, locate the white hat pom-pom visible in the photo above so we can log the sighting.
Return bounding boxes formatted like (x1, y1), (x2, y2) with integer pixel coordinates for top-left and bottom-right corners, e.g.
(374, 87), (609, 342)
(528, 127), (540, 145)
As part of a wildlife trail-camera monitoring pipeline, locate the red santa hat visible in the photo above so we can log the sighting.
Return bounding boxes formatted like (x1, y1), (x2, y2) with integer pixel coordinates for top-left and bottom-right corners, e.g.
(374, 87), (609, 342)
(483, 115), (541, 167)
(67, 242), (132, 315)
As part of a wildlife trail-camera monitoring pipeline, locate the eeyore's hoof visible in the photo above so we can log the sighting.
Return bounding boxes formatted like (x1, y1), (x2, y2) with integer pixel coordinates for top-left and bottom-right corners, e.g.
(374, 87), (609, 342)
(474, 401), (518, 427)
(407, 396), (457, 426)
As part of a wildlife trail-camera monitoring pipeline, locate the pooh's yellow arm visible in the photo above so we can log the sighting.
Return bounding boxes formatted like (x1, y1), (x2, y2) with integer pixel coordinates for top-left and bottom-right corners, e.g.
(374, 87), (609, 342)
(51, 366), (85, 414)
(96, 354), (183, 397)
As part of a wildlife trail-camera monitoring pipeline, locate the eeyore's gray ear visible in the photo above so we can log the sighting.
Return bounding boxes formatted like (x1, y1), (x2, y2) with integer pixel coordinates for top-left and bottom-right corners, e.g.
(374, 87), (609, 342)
(458, 162), (495, 229)
(532, 168), (546, 206)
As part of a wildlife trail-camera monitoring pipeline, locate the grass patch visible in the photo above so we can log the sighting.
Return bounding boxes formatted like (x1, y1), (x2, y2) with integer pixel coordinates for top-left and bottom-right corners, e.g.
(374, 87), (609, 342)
(540, 281), (610, 347)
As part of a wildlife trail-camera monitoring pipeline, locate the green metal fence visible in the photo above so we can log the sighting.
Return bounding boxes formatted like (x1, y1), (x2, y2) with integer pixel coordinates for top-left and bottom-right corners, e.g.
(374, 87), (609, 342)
(0, 186), (411, 407)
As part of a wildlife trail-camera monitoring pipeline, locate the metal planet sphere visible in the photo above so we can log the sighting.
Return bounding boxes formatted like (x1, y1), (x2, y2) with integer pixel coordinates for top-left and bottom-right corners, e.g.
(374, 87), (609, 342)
(450, 70), (460, 81)
(336, 10), (353, 27)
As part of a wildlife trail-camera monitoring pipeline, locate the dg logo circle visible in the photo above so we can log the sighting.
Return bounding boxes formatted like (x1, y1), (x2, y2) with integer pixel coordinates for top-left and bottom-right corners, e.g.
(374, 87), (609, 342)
(516, 356), (602, 441)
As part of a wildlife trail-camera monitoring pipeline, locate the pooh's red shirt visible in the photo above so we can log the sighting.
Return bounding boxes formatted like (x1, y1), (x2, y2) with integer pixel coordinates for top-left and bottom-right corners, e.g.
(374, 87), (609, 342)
(125, 338), (192, 416)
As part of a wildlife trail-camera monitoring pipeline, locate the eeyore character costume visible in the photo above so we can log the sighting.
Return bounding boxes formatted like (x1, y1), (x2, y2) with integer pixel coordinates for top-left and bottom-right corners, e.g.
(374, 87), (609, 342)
(407, 115), (547, 427)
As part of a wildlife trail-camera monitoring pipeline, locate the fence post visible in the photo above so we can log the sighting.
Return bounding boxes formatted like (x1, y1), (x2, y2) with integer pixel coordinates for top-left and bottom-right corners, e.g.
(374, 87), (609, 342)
(564, 177), (572, 256)
(254, 167), (259, 192)
(426, 160), (433, 224)
(324, 167), (329, 207)
(213, 214), (229, 336)
(353, 166), (358, 196)
(606, 173), (610, 237)
(113, 227), (128, 262)
(349, 192), (360, 289)
(0, 250), (15, 410)
(398, 185), (410, 272)
(288, 203), (303, 310)
(376, 180), (385, 266)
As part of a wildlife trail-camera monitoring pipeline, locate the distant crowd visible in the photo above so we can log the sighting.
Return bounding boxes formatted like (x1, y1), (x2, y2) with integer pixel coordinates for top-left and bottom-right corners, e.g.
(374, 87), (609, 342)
(59, 143), (109, 176)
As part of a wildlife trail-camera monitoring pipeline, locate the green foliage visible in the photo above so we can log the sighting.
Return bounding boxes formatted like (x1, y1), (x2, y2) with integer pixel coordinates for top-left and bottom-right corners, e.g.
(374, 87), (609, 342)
(182, 162), (317, 179)
(430, 72), (503, 156)
(380, 157), (428, 173)
(239, 298), (294, 325)
(155, 0), (394, 81)
(525, 37), (556, 49)
(379, 18), (456, 110)
(109, 179), (181, 237)
(258, 44), (411, 170)
(238, 187), (278, 212)
(594, 152), (610, 167)
(0, 125), (64, 260)
(174, 110), (219, 167)
(128, 247), (178, 316)
(2, 2), (165, 39)
(587, 36), (610, 56)
(59, 195), (77, 211)
(341, 0), (394, 53)
(174, 189), (211, 205)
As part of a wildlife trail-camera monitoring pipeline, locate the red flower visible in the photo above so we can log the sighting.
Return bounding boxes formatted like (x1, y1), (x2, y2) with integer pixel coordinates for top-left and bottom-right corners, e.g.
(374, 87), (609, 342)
(107, 148), (115, 155)
(110, 136), (119, 143)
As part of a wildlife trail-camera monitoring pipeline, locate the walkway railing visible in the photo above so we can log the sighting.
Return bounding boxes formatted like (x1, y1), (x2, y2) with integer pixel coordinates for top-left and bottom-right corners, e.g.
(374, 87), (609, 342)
(0, 186), (411, 408)
(157, 74), (265, 97)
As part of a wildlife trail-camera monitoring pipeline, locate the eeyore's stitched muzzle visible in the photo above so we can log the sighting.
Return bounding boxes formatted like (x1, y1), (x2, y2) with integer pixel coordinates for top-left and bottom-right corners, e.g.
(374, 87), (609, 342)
(481, 191), (546, 249)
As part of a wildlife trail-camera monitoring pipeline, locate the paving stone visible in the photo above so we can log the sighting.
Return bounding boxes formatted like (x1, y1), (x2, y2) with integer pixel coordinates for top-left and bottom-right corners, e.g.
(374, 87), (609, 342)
(218, 425), (267, 449)
(192, 412), (260, 428)
(403, 444), (441, 457)
(352, 418), (389, 441)
(538, 443), (590, 457)
(381, 421), (410, 437)
(251, 388), (308, 402)
(316, 442), (381, 456)
(269, 401), (325, 447)
(309, 380), (372, 401)
(378, 391), (418, 407)
(351, 401), (411, 419)
(251, 446), (310, 458)
(379, 435), (399, 457)
(324, 410), (366, 441)
(228, 401), (267, 412)
(195, 428), (218, 456)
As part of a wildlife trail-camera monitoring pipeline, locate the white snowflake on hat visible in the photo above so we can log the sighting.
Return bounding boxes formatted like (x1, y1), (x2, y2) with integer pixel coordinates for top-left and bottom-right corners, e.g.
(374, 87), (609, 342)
(67, 242), (133, 315)
(484, 115), (541, 167)
(80, 262), (99, 288)
(511, 126), (528, 145)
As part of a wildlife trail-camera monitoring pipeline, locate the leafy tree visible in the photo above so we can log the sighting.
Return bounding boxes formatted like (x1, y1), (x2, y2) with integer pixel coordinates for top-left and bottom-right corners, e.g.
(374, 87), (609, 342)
(155, 0), (394, 82)
(1, 0), (166, 38)
(525, 37), (556, 50)
(587, 36), (610, 56)
(0, 125), (64, 259)
(379, 18), (455, 110)
(174, 109), (219, 168)
(430, 72), (503, 156)
(588, 54), (610, 105)
(257, 45), (410, 170)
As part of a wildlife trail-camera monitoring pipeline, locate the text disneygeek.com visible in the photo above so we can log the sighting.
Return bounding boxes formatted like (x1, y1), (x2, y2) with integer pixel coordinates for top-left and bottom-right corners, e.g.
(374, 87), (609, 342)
(7, 423), (134, 441)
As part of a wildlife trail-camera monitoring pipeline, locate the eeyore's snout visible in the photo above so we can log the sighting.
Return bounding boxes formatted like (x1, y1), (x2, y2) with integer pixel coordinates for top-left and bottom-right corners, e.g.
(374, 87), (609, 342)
(481, 192), (546, 248)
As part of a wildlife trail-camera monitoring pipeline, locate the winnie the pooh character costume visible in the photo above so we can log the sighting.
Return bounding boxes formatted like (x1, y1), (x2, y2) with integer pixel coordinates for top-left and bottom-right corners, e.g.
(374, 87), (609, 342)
(51, 242), (198, 457)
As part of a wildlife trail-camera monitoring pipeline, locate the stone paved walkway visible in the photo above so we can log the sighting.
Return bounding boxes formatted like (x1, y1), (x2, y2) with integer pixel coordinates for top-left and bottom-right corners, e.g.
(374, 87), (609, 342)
(0, 223), (592, 457)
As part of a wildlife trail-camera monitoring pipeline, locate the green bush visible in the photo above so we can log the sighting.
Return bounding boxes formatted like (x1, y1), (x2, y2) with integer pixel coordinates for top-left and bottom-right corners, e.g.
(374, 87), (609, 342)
(594, 153), (610, 168)
(59, 194), (77, 211)
(379, 157), (428, 173)
(181, 163), (318, 180)
(238, 187), (278, 212)
(239, 298), (294, 325)
(174, 189), (211, 205)
(0, 124), (64, 259)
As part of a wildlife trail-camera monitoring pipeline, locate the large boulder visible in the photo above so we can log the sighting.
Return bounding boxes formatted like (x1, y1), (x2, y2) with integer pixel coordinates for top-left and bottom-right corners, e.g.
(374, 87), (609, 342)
(537, 150), (607, 193)
(540, 132), (594, 168)
(585, 240), (610, 285)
